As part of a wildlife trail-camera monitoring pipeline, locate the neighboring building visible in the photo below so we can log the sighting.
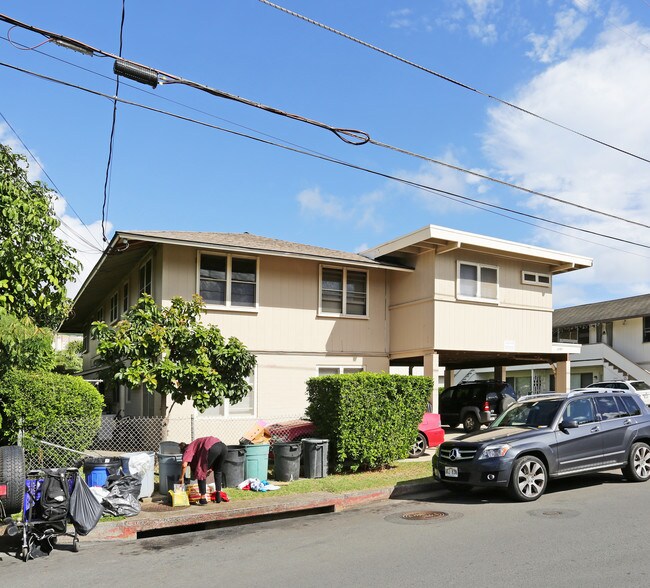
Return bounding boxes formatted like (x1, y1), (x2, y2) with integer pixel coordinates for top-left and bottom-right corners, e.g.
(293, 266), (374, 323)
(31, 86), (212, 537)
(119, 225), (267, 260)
(470, 294), (650, 395)
(61, 225), (591, 419)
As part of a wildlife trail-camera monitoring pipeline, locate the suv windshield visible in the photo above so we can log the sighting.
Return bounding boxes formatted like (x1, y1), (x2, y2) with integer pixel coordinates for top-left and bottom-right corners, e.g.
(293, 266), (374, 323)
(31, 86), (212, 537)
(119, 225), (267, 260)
(632, 381), (650, 391)
(492, 399), (564, 428)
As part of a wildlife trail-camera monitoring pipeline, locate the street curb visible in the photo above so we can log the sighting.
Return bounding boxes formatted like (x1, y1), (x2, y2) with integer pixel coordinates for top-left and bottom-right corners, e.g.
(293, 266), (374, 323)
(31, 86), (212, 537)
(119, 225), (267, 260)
(87, 479), (442, 542)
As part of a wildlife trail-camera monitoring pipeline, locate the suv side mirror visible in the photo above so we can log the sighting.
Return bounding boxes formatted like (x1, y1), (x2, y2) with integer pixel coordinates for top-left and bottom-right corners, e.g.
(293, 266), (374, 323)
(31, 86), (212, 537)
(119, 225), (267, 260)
(560, 419), (579, 431)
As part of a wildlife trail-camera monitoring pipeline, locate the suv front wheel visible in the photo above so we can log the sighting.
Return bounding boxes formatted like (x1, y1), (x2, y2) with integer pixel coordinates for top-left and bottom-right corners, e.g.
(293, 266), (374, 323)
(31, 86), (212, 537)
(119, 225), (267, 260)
(508, 455), (547, 502)
(623, 442), (650, 482)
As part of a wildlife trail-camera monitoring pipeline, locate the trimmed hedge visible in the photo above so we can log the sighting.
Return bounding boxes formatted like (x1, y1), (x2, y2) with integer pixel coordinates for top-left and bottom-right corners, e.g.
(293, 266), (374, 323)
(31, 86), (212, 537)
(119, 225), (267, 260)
(0, 369), (104, 451)
(306, 373), (433, 472)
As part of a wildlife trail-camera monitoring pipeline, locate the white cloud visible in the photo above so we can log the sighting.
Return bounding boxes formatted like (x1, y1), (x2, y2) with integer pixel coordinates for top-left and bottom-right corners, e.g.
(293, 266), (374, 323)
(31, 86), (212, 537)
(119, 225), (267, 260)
(526, 7), (590, 63)
(483, 22), (650, 304)
(297, 187), (349, 220)
(465, 0), (502, 44)
(1, 124), (105, 299)
(297, 187), (385, 232)
(52, 195), (107, 299)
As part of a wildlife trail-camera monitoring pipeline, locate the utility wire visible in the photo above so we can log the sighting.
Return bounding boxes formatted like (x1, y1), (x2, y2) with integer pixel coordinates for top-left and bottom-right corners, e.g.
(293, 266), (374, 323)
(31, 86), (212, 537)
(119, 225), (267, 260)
(0, 110), (103, 252)
(1, 12), (647, 231)
(101, 0), (125, 243)
(256, 0), (650, 167)
(2, 60), (649, 255)
(0, 34), (335, 162)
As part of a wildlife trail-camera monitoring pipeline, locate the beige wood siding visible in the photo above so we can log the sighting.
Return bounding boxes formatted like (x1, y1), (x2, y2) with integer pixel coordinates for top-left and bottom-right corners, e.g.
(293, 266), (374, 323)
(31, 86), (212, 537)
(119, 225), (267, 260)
(160, 244), (389, 356)
(388, 251), (435, 354)
(434, 250), (553, 352)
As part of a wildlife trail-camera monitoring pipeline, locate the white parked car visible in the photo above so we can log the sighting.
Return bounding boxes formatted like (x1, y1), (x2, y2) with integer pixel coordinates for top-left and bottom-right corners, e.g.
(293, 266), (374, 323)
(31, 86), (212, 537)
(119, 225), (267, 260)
(586, 380), (650, 406)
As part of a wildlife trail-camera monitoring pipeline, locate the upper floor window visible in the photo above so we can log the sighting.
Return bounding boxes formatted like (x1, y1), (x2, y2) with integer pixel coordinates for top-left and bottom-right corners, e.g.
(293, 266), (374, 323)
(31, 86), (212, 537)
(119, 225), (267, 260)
(644, 316), (650, 343)
(139, 259), (152, 297)
(122, 282), (129, 314)
(522, 271), (551, 287)
(457, 262), (498, 303)
(199, 253), (258, 308)
(320, 266), (368, 317)
(110, 291), (119, 323)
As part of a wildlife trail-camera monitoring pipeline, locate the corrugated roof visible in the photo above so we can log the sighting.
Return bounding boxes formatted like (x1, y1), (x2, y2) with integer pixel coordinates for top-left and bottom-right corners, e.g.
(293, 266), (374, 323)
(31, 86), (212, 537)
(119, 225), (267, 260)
(554, 294), (650, 327)
(121, 230), (398, 267)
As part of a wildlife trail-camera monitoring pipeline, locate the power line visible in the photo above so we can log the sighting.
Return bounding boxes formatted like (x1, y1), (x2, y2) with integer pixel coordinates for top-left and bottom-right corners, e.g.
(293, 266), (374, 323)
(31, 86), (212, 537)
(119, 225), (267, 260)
(0, 110), (103, 252)
(1, 12), (647, 231)
(2, 59), (649, 255)
(101, 0), (126, 243)
(256, 0), (650, 167)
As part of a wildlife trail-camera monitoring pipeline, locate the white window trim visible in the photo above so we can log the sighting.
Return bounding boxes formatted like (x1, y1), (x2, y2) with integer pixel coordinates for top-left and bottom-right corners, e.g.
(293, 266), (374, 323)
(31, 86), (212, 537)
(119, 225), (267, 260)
(138, 257), (153, 298)
(521, 271), (551, 287)
(109, 290), (119, 324)
(122, 281), (129, 316)
(197, 368), (257, 418)
(318, 265), (369, 319)
(456, 261), (499, 304)
(197, 251), (259, 313)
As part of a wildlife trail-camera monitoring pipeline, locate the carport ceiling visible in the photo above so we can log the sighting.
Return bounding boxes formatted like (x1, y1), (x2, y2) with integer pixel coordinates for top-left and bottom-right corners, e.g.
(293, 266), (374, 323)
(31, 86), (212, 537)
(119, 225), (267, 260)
(391, 350), (569, 370)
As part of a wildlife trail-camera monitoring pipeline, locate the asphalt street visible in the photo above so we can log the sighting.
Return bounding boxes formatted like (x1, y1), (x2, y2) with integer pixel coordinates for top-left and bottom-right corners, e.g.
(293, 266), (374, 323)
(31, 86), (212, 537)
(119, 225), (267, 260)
(1, 468), (649, 588)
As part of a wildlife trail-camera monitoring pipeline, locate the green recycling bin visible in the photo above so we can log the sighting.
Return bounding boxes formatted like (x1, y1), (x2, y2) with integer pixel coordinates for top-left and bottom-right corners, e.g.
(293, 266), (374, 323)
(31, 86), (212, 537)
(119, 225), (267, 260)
(244, 444), (270, 480)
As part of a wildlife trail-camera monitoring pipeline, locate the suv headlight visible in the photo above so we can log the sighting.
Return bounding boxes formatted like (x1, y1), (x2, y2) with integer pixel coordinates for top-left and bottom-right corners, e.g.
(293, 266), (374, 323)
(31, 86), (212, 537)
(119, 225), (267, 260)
(478, 444), (511, 460)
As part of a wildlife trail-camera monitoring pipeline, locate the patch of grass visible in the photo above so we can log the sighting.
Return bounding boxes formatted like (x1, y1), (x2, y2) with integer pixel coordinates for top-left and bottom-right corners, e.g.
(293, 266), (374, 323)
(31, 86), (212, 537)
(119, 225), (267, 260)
(224, 461), (433, 502)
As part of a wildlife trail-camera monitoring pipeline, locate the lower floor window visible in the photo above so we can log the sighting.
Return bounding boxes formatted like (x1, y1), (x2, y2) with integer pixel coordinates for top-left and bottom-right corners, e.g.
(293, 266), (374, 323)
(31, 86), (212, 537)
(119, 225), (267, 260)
(201, 372), (256, 417)
(318, 366), (363, 376)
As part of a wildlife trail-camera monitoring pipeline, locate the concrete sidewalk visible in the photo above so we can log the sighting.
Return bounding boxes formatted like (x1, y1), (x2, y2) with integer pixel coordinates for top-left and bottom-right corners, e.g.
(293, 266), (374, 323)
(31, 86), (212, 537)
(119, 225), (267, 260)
(90, 478), (441, 541)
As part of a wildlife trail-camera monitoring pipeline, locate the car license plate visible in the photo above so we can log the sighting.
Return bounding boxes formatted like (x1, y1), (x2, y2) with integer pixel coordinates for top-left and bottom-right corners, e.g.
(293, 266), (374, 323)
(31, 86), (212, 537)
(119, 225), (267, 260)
(445, 467), (458, 478)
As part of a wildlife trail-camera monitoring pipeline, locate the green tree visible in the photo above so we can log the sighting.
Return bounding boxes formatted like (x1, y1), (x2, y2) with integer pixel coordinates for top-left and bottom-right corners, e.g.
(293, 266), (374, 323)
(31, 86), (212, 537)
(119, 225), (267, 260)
(0, 313), (54, 377)
(53, 339), (84, 374)
(0, 143), (80, 329)
(92, 294), (256, 414)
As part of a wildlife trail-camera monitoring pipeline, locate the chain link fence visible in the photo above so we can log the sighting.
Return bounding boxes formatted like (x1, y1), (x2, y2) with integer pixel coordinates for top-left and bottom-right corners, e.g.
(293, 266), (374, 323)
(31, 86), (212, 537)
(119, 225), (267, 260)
(23, 413), (308, 470)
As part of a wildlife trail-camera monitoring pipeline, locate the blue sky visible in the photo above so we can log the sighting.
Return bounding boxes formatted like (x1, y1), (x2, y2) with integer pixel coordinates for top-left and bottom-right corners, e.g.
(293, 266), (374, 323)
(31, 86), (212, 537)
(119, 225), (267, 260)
(1, 0), (649, 307)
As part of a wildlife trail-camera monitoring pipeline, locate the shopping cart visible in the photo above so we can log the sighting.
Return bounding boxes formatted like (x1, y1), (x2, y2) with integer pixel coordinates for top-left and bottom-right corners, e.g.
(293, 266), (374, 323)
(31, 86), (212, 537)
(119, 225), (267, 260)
(17, 468), (80, 561)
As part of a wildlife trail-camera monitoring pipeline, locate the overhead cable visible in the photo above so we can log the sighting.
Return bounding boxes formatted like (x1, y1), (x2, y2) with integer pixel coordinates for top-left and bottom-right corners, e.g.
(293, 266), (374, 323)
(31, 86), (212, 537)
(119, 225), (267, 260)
(1, 12), (647, 230)
(256, 0), (650, 167)
(2, 60), (649, 254)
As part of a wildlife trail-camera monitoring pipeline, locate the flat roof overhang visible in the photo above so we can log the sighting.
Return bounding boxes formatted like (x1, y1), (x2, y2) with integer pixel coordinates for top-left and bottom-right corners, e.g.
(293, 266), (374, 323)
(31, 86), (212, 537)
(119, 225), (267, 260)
(363, 225), (593, 275)
(391, 349), (571, 371)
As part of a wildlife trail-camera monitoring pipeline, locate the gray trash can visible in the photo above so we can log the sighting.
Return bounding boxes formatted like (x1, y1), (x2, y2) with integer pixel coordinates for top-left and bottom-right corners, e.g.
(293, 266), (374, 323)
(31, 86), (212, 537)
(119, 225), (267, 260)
(159, 441), (181, 455)
(273, 442), (302, 482)
(157, 453), (184, 496)
(302, 438), (329, 478)
(223, 445), (246, 488)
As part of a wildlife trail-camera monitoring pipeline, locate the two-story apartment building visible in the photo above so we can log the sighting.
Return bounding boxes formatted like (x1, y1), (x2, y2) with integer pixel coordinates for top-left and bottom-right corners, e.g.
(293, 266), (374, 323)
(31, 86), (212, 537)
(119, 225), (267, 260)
(62, 225), (591, 420)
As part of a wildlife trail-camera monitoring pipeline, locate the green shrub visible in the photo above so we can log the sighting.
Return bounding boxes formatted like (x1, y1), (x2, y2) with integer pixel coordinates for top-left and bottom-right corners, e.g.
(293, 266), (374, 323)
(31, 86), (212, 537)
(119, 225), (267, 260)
(306, 373), (433, 472)
(0, 369), (104, 453)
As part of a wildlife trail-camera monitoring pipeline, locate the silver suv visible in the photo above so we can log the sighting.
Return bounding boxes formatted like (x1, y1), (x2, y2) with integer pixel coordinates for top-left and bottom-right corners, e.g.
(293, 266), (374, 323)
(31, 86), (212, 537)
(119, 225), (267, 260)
(586, 380), (650, 405)
(432, 389), (650, 502)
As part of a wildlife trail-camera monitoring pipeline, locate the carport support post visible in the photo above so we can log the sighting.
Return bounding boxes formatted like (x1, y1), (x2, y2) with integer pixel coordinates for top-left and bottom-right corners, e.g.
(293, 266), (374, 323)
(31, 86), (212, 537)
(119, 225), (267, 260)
(424, 352), (441, 412)
(556, 357), (571, 392)
(494, 366), (507, 382)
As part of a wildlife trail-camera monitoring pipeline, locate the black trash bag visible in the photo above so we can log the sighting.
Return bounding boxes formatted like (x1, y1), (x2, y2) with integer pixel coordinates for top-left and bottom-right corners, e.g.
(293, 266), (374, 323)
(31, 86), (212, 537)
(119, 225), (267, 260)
(69, 476), (105, 536)
(102, 475), (142, 517)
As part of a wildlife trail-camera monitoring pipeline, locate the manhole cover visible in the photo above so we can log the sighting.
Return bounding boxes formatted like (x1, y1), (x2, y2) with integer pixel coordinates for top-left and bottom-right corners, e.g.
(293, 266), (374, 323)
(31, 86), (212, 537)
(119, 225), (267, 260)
(385, 510), (461, 525)
(528, 508), (579, 519)
(401, 510), (449, 521)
